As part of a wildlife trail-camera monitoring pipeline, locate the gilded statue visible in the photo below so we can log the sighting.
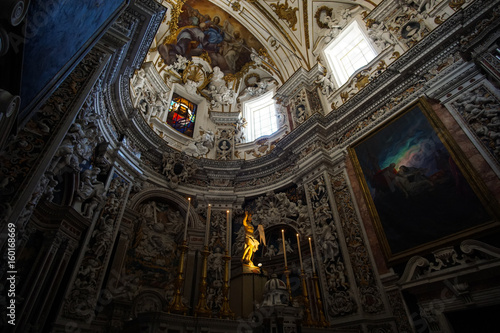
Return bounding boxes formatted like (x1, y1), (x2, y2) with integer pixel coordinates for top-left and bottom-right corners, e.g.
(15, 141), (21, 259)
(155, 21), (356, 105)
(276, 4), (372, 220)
(241, 211), (261, 266)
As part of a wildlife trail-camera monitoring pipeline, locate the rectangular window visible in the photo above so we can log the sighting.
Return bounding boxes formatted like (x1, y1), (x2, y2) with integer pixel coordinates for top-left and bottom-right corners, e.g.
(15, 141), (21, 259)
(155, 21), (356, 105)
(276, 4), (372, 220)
(324, 20), (377, 87)
(243, 91), (278, 142)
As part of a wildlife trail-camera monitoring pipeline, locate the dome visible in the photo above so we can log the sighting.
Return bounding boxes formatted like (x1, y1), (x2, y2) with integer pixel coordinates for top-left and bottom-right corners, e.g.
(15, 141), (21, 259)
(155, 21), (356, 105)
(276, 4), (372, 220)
(264, 274), (287, 292)
(262, 274), (289, 307)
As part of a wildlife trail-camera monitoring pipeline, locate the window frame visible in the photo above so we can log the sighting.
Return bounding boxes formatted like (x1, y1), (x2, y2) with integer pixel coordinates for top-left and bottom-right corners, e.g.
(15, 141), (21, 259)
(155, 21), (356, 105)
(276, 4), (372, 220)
(242, 90), (278, 142)
(323, 18), (378, 87)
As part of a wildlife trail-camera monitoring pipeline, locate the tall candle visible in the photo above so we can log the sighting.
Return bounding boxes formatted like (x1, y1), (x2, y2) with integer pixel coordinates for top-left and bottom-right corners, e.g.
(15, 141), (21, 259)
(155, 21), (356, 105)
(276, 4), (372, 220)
(226, 210), (230, 250)
(204, 204), (211, 246)
(296, 233), (303, 271)
(282, 229), (288, 268)
(183, 198), (191, 241)
(308, 237), (316, 273)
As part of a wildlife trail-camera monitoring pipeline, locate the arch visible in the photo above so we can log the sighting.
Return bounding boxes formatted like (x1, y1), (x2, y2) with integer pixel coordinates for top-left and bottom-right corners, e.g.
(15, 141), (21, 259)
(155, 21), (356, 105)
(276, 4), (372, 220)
(128, 187), (202, 228)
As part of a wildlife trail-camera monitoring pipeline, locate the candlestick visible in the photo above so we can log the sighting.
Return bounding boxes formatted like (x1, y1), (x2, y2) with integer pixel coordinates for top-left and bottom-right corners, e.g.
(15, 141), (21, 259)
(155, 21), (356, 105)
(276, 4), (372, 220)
(183, 198), (191, 241)
(226, 210), (230, 250)
(168, 242), (188, 314)
(309, 237), (316, 273)
(282, 229), (287, 267)
(297, 233), (303, 271)
(204, 204), (211, 247)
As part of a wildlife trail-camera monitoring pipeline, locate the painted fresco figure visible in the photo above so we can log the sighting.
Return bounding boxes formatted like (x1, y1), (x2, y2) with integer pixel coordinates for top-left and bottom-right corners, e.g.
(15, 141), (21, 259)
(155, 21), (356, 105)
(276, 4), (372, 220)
(158, 22), (221, 65)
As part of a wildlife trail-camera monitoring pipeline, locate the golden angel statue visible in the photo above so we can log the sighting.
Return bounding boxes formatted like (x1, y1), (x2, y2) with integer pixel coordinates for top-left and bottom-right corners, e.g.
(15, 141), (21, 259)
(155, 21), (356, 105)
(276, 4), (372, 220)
(241, 211), (263, 266)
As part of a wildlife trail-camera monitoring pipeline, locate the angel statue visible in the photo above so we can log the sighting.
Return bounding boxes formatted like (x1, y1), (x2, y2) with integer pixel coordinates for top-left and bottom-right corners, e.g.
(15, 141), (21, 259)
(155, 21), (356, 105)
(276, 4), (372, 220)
(241, 211), (263, 266)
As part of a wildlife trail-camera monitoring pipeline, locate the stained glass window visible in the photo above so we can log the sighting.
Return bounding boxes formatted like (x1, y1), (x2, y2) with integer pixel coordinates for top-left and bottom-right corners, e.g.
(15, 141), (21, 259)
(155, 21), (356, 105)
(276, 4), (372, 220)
(166, 93), (197, 137)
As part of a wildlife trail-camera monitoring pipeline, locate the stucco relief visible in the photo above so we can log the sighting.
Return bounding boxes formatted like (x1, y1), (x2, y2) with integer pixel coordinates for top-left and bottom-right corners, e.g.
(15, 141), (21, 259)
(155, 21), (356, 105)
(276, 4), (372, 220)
(451, 85), (500, 165)
(307, 175), (356, 317)
(330, 172), (384, 314)
(63, 175), (129, 320)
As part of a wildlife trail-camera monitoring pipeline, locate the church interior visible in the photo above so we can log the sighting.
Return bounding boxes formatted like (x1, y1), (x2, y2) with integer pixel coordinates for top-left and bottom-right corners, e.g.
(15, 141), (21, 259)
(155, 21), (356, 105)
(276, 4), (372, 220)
(1, 0), (500, 332)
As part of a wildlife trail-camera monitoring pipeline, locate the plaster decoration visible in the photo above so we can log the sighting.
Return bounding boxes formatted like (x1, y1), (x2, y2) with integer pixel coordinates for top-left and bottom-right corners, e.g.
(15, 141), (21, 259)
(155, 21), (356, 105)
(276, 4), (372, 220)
(109, 272), (142, 301)
(152, 91), (171, 121)
(215, 128), (234, 160)
(132, 68), (147, 101)
(75, 167), (107, 219)
(208, 246), (225, 281)
(319, 4), (362, 44)
(367, 21), (397, 50)
(270, 0), (299, 31)
(182, 127), (215, 157)
(137, 89), (161, 122)
(133, 292), (163, 316)
(0, 49), (105, 223)
(394, 17), (429, 49)
(315, 71), (336, 96)
(253, 191), (297, 228)
(330, 172), (384, 314)
(165, 54), (190, 74)
(237, 77), (278, 103)
(322, 16), (342, 44)
(50, 98), (103, 178)
(398, 240), (500, 285)
(250, 48), (263, 67)
(161, 150), (198, 187)
(135, 201), (183, 261)
(244, 137), (279, 159)
(204, 67), (237, 108)
(94, 141), (111, 172)
(298, 140), (323, 160)
(234, 117), (247, 144)
(234, 163), (297, 189)
(314, 6), (333, 29)
(386, 289), (413, 333)
(63, 176), (128, 320)
(307, 175), (356, 317)
(395, 0), (439, 16)
(14, 173), (57, 230)
(6, 65), (107, 231)
(306, 89), (324, 117)
(419, 304), (441, 332)
(206, 210), (228, 312)
(451, 85), (500, 164)
(118, 209), (180, 307)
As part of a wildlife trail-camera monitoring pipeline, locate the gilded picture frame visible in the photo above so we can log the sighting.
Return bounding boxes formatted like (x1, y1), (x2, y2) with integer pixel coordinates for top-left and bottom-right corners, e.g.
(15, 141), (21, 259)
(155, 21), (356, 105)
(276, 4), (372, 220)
(349, 98), (499, 263)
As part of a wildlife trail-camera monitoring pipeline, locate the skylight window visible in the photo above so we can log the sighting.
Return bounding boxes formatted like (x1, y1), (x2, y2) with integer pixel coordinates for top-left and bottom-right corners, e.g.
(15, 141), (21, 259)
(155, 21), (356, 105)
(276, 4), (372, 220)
(243, 91), (278, 142)
(324, 20), (377, 87)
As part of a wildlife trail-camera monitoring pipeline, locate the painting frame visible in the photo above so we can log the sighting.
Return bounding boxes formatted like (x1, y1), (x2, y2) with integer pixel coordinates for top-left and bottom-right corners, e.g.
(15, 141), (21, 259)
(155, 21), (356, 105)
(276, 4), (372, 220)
(349, 98), (500, 263)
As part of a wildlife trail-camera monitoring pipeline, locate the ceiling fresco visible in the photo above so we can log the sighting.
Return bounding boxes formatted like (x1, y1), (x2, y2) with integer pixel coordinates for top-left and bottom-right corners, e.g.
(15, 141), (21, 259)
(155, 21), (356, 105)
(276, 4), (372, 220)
(158, 0), (265, 75)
